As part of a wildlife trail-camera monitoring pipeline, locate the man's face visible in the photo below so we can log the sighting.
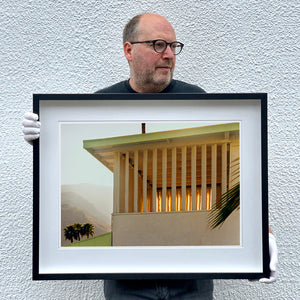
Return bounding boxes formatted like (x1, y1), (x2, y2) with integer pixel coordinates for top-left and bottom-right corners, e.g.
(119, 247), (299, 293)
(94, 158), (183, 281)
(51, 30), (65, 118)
(125, 14), (177, 93)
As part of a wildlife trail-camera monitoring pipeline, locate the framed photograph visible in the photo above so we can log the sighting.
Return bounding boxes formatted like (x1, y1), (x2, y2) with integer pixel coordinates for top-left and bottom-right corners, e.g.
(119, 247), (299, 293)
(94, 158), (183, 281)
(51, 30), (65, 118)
(33, 93), (269, 280)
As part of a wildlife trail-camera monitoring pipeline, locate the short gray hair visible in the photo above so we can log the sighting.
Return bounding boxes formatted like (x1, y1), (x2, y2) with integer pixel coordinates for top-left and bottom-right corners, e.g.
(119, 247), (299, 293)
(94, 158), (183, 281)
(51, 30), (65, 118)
(123, 14), (143, 44)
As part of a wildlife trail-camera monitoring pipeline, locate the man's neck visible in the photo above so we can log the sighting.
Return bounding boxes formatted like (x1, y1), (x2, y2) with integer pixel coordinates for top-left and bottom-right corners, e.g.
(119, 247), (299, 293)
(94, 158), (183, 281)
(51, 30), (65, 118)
(129, 78), (171, 93)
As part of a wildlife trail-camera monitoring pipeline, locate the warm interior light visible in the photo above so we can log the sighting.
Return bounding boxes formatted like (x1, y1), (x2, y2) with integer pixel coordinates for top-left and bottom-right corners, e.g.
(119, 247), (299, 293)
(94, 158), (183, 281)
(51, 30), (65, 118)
(154, 186), (212, 213)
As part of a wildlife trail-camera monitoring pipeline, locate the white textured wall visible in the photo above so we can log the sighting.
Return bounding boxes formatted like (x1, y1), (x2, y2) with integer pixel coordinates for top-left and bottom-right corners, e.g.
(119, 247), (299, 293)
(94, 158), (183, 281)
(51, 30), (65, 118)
(1, 0), (299, 299)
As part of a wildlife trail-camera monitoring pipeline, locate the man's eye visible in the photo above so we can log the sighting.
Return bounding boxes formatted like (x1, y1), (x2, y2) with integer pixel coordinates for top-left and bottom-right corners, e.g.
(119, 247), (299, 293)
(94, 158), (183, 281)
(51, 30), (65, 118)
(156, 42), (165, 48)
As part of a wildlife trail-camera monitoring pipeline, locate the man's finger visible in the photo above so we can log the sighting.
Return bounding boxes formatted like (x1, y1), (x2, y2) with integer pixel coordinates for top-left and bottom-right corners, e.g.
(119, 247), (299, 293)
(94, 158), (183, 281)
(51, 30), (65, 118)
(24, 134), (40, 142)
(22, 127), (40, 135)
(22, 119), (41, 128)
(24, 112), (39, 121)
(259, 276), (276, 284)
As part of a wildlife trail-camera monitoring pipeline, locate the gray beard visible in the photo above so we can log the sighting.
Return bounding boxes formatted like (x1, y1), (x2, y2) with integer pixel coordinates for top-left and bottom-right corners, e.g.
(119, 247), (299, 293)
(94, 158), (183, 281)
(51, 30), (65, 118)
(133, 70), (173, 93)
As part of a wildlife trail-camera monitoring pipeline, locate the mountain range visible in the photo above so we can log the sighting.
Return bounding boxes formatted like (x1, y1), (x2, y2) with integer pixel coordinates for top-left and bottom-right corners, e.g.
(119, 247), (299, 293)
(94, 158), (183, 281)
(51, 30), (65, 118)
(61, 184), (113, 246)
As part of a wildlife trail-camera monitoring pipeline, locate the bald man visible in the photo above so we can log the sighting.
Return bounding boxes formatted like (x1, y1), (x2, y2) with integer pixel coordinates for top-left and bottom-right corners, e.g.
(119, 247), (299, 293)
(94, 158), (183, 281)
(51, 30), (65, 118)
(23, 13), (278, 300)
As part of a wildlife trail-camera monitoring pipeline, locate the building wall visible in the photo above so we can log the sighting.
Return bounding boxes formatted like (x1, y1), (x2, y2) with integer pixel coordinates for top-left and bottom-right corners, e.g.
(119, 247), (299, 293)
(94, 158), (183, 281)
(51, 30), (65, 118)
(1, 1), (298, 299)
(112, 210), (240, 246)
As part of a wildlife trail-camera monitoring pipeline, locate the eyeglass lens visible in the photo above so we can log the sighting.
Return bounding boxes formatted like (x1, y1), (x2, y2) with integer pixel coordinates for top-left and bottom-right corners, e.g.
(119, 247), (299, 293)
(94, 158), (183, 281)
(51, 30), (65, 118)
(154, 40), (182, 54)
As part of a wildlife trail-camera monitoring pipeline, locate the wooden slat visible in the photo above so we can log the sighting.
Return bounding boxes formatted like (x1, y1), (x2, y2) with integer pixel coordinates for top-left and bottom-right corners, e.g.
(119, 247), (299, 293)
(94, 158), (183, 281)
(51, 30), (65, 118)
(201, 144), (207, 210)
(113, 152), (120, 213)
(172, 147), (177, 211)
(181, 146), (187, 211)
(124, 152), (129, 213)
(134, 151), (138, 212)
(211, 144), (217, 208)
(191, 145), (197, 210)
(162, 148), (167, 212)
(119, 155), (126, 213)
(229, 143), (232, 187)
(152, 148), (157, 212)
(143, 150), (148, 212)
(222, 143), (227, 194)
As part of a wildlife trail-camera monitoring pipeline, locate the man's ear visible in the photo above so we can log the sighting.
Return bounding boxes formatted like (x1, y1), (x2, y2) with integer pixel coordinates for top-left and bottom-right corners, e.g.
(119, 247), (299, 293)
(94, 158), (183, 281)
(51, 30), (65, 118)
(124, 42), (133, 62)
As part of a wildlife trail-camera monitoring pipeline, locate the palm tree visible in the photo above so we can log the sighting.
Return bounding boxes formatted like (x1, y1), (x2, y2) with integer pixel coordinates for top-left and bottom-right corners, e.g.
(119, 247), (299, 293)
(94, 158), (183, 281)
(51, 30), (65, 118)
(208, 183), (240, 229)
(73, 223), (82, 241)
(81, 223), (95, 239)
(64, 225), (76, 243)
(208, 157), (240, 229)
(64, 222), (95, 243)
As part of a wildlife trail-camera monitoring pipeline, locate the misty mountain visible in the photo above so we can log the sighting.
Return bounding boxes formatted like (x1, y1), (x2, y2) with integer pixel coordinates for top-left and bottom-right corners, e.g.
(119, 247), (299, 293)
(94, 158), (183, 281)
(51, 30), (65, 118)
(61, 184), (113, 246)
(62, 184), (113, 219)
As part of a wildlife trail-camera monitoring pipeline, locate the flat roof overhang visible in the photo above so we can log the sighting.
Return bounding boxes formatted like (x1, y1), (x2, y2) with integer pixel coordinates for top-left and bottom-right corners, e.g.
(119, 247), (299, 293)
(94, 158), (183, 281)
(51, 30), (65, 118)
(83, 123), (239, 173)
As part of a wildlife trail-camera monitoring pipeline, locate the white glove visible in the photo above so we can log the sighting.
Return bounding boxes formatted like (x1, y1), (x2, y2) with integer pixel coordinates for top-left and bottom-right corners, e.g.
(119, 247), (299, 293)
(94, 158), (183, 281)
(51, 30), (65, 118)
(259, 233), (278, 283)
(22, 112), (40, 144)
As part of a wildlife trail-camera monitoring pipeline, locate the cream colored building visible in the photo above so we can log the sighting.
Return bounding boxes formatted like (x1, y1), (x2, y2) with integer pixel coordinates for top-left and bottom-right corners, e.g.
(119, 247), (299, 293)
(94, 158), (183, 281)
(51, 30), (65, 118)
(83, 123), (240, 246)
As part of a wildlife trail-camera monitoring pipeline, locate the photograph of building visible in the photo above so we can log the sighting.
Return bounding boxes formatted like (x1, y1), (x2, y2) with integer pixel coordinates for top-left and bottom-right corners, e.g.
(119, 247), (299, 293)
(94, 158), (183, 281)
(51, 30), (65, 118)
(83, 122), (240, 246)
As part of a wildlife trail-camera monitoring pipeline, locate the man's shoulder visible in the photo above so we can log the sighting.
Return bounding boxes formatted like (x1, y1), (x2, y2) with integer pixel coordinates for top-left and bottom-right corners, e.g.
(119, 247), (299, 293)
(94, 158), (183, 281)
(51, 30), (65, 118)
(95, 80), (134, 94)
(95, 79), (206, 94)
(165, 80), (206, 93)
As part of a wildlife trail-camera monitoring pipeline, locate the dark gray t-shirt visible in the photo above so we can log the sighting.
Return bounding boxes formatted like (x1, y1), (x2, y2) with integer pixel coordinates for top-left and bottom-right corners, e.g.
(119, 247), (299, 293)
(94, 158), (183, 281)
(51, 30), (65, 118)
(95, 79), (206, 94)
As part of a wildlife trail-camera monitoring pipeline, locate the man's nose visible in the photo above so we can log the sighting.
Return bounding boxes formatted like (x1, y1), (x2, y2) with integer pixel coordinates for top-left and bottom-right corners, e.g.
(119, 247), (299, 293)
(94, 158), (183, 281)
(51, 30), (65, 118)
(162, 45), (175, 58)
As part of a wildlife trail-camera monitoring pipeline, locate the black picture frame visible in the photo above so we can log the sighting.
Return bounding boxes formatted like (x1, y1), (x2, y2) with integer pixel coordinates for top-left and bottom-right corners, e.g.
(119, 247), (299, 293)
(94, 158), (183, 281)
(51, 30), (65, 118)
(32, 93), (269, 280)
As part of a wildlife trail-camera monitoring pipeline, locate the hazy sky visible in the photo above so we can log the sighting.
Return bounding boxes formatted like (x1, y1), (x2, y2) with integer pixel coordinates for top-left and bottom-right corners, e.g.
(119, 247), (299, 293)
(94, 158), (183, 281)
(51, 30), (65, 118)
(60, 121), (220, 186)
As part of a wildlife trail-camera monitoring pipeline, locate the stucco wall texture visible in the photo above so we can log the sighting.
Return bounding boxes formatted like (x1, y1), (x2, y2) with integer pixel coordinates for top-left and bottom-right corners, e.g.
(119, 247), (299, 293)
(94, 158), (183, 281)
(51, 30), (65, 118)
(0, 1), (299, 299)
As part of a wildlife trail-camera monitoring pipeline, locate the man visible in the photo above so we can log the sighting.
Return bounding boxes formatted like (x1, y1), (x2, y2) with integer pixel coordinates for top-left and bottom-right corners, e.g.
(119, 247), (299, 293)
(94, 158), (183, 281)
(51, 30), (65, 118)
(23, 13), (278, 299)
(95, 13), (205, 94)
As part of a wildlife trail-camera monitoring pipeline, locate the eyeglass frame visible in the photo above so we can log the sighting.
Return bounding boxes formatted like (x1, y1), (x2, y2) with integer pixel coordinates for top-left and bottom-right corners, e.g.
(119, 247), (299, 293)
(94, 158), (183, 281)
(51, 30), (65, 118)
(129, 39), (184, 55)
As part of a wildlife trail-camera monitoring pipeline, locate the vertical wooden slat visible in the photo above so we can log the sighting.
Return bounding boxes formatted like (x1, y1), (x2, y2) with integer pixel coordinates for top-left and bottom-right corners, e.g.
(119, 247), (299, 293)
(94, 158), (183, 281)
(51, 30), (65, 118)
(229, 132), (240, 188)
(201, 144), (207, 210)
(222, 143), (228, 194)
(143, 150), (148, 212)
(134, 151), (138, 212)
(181, 146), (187, 211)
(162, 148), (167, 212)
(129, 159), (134, 213)
(172, 147), (177, 211)
(119, 154), (126, 213)
(211, 144), (217, 208)
(229, 143), (232, 188)
(152, 148), (157, 212)
(191, 145), (197, 210)
(124, 152), (129, 213)
(113, 152), (120, 213)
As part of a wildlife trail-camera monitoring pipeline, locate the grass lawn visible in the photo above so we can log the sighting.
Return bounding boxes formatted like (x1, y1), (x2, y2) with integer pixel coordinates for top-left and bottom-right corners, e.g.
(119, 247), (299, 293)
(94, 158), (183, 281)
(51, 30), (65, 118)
(64, 232), (111, 247)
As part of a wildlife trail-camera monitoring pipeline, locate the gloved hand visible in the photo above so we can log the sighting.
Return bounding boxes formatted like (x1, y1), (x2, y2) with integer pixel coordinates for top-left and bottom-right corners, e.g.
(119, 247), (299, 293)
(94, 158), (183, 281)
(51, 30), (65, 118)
(22, 112), (40, 144)
(259, 233), (278, 283)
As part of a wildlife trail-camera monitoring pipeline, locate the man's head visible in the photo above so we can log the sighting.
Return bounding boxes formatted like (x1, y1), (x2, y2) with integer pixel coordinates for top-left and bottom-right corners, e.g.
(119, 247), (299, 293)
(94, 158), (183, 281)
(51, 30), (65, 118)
(123, 13), (182, 93)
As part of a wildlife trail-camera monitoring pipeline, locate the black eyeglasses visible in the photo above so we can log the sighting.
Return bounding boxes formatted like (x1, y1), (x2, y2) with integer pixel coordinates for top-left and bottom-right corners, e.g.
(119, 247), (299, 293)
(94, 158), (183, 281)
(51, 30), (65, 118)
(130, 39), (184, 55)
